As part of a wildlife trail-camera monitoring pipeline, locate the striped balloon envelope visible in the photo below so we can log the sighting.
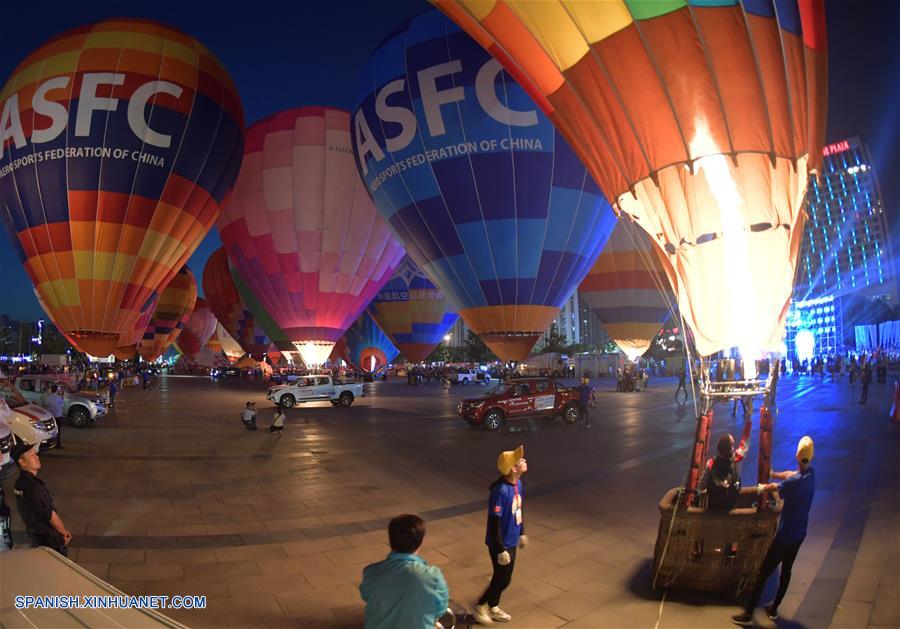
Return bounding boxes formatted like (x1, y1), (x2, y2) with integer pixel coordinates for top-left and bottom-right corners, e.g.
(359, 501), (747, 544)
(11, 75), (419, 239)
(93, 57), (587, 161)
(175, 297), (217, 359)
(0, 19), (244, 357)
(579, 221), (675, 361)
(367, 255), (458, 364)
(352, 9), (617, 362)
(342, 312), (399, 373)
(138, 266), (197, 362)
(113, 293), (159, 360)
(217, 107), (405, 367)
(202, 247), (271, 359)
(435, 0), (828, 358)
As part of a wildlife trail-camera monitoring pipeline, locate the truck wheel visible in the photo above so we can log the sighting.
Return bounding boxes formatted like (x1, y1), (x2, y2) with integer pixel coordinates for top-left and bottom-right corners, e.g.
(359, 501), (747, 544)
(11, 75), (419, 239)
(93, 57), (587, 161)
(280, 394), (296, 408)
(563, 404), (582, 425)
(461, 378), (469, 385)
(338, 392), (354, 407)
(483, 410), (504, 432)
(330, 400), (339, 406)
(69, 406), (91, 428)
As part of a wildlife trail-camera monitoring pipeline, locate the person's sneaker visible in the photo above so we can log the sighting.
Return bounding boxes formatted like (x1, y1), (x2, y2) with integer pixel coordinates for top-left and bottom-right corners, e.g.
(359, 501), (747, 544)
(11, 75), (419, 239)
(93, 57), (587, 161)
(764, 605), (779, 620)
(473, 604), (493, 625)
(731, 611), (753, 626)
(489, 607), (512, 622)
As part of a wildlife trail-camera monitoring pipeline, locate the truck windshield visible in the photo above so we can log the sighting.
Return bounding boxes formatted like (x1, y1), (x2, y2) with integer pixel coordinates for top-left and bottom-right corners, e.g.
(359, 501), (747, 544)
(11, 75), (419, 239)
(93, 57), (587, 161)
(0, 379), (29, 408)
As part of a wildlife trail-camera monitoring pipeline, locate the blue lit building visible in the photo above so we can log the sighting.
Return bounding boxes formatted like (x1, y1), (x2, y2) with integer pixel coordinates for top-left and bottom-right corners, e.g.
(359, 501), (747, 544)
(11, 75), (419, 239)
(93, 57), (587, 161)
(795, 137), (895, 302)
(787, 137), (895, 358)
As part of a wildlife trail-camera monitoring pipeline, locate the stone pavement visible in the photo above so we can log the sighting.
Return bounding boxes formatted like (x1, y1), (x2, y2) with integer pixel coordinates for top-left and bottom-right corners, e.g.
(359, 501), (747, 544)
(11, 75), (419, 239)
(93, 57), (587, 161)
(2, 373), (897, 628)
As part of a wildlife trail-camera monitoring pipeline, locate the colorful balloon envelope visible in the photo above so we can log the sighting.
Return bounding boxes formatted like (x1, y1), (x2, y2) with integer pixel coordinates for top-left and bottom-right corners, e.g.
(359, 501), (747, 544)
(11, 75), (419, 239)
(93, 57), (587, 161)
(218, 107), (405, 366)
(367, 255), (459, 364)
(342, 312), (399, 373)
(352, 9), (616, 362)
(436, 0), (828, 360)
(138, 267), (197, 362)
(175, 297), (217, 359)
(0, 18), (244, 358)
(113, 293), (159, 360)
(202, 247), (271, 359)
(579, 221), (675, 361)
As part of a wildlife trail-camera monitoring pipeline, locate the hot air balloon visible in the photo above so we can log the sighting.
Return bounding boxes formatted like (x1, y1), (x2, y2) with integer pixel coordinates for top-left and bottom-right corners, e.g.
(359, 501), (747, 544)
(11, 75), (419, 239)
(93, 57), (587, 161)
(113, 293), (159, 360)
(352, 9), (617, 362)
(367, 255), (459, 363)
(579, 221), (675, 361)
(138, 267), (198, 362)
(176, 298), (217, 360)
(202, 247), (272, 359)
(215, 323), (245, 362)
(0, 19), (244, 357)
(435, 0), (828, 363)
(218, 107), (405, 366)
(343, 312), (399, 374)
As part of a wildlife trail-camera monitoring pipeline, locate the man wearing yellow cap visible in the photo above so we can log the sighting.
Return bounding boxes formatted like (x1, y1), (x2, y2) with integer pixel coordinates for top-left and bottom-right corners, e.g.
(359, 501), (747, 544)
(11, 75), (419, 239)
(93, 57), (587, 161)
(474, 445), (528, 624)
(732, 436), (816, 626)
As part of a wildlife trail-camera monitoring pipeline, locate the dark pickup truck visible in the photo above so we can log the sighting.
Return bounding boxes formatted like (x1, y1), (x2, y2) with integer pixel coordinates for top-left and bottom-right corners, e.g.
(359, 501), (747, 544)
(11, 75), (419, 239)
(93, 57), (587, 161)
(457, 377), (584, 431)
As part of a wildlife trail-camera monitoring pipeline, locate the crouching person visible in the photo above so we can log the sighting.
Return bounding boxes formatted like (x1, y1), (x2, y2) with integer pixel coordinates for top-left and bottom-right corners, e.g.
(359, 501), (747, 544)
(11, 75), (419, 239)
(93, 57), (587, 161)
(360, 514), (449, 629)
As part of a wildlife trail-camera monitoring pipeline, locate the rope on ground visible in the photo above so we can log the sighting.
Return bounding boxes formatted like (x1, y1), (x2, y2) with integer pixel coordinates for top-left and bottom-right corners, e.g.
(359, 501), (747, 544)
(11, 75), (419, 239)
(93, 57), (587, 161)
(654, 588), (668, 629)
(115, 378), (162, 406)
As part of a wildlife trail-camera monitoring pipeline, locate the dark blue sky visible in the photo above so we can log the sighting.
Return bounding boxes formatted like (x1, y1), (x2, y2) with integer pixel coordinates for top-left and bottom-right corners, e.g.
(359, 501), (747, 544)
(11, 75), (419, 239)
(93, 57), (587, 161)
(1, 0), (898, 320)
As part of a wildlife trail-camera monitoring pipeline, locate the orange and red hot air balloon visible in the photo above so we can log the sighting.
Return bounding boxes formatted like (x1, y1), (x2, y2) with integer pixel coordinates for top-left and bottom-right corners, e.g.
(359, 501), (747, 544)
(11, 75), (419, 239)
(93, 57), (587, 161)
(436, 0), (828, 366)
(0, 19), (244, 357)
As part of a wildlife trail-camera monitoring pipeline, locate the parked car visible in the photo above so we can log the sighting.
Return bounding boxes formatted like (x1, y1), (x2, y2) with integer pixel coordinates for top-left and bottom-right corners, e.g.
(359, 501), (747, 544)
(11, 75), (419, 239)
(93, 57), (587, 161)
(210, 366), (241, 379)
(0, 401), (14, 479)
(15, 376), (106, 428)
(457, 377), (583, 431)
(0, 379), (58, 449)
(453, 370), (492, 385)
(266, 375), (365, 408)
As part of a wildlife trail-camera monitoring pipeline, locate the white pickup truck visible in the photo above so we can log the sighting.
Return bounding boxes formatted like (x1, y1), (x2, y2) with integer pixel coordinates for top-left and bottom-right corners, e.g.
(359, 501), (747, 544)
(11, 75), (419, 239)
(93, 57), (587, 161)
(453, 370), (492, 385)
(266, 375), (365, 408)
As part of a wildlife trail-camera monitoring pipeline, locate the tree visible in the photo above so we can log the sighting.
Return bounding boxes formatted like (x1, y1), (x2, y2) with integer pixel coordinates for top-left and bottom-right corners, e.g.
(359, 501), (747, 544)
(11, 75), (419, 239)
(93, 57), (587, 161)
(464, 331), (497, 363)
(564, 342), (593, 355)
(425, 343), (449, 364)
(540, 323), (567, 354)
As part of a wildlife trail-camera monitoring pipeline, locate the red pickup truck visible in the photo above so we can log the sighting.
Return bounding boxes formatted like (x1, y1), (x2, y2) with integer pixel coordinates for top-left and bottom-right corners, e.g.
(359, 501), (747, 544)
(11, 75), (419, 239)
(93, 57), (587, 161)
(457, 377), (584, 431)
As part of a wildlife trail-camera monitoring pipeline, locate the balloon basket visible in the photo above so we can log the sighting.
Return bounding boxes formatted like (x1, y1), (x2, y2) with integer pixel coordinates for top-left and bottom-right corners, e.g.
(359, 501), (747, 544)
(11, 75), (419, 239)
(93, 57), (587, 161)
(652, 487), (782, 595)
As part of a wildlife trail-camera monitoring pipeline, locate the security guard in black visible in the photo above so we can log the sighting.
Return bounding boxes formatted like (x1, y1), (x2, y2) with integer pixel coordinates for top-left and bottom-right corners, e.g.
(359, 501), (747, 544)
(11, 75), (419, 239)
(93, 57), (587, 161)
(12, 442), (70, 556)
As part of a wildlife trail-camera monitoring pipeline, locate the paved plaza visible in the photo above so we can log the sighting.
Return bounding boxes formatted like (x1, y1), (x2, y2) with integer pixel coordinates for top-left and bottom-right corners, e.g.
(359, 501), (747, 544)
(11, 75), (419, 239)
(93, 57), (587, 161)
(3, 374), (898, 628)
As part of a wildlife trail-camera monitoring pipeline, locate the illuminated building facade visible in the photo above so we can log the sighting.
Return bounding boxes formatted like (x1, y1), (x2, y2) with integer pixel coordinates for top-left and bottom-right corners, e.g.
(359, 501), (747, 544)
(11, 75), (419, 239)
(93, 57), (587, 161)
(787, 137), (894, 358)
(795, 137), (894, 301)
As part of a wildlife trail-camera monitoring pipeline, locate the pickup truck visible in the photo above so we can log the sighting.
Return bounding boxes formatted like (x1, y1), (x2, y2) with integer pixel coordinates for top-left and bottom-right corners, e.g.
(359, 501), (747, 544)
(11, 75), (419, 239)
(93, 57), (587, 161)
(457, 377), (583, 431)
(0, 378), (59, 450)
(267, 375), (365, 408)
(15, 376), (107, 428)
(452, 370), (492, 385)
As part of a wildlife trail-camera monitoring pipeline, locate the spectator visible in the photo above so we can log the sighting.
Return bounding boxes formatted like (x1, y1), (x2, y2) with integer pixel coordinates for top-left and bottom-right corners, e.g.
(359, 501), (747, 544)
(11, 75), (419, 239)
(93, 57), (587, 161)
(359, 514), (449, 629)
(11, 442), (72, 556)
(242, 401), (257, 431)
(474, 445), (529, 625)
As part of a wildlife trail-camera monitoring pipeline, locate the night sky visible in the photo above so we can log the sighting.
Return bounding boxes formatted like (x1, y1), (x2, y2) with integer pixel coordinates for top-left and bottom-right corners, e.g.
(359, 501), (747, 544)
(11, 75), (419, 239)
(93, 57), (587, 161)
(1, 0), (897, 320)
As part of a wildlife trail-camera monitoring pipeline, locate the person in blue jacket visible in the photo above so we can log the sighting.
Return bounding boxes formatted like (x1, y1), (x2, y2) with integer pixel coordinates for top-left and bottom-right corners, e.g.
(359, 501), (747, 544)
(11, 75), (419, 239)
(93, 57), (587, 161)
(359, 514), (449, 629)
(474, 445), (529, 624)
(733, 436), (816, 626)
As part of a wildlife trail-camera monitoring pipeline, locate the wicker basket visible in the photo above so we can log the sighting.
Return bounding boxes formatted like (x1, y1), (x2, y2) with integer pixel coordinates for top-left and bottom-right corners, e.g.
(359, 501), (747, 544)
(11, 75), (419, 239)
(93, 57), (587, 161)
(652, 487), (782, 595)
